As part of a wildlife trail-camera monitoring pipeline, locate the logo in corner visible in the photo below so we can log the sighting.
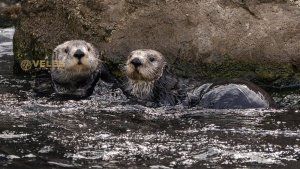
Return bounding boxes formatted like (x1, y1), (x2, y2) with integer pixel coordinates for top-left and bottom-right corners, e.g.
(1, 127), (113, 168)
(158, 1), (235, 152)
(20, 60), (32, 71)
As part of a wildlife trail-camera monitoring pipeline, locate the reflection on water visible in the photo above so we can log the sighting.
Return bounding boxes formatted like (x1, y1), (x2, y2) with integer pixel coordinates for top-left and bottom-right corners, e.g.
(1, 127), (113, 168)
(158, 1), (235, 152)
(0, 28), (14, 56)
(0, 28), (300, 169)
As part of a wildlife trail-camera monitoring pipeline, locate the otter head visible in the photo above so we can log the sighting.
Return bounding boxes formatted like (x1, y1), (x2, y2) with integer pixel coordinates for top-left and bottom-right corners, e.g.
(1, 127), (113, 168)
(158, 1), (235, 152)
(125, 49), (166, 82)
(51, 40), (99, 82)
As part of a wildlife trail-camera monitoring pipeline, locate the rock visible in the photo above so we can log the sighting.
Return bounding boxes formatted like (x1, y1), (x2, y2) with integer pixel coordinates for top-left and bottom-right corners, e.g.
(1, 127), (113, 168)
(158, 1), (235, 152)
(0, 0), (21, 28)
(13, 0), (300, 88)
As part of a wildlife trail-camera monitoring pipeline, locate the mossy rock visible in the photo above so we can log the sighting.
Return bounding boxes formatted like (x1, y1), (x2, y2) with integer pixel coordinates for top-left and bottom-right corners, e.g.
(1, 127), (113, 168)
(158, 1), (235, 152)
(13, 0), (300, 89)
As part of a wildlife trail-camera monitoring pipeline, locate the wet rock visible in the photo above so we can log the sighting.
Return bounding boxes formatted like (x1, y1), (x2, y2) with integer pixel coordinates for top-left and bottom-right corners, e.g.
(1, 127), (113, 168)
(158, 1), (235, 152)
(13, 0), (300, 88)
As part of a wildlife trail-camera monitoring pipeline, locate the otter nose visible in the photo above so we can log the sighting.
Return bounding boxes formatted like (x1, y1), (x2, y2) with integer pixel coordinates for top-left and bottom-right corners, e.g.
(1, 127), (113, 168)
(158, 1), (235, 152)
(131, 58), (142, 67)
(74, 49), (85, 60)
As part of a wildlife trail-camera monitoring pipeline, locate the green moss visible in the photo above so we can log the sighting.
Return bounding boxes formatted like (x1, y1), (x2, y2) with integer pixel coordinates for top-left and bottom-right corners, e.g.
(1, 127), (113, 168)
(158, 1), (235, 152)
(13, 32), (52, 74)
(172, 55), (296, 88)
(172, 57), (255, 79)
(105, 60), (124, 78)
(102, 28), (115, 43)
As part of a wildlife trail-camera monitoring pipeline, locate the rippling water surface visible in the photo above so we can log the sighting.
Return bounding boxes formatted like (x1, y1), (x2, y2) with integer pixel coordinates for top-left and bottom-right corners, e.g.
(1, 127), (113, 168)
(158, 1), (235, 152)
(0, 28), (300, 169)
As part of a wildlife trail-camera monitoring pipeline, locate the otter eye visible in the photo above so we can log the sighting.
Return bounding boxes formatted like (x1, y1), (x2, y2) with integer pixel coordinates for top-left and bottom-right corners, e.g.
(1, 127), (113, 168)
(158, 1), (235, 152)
(87, 47), (91, 52)
(64, 48), (69, 53)
(149, 57), (155, 62)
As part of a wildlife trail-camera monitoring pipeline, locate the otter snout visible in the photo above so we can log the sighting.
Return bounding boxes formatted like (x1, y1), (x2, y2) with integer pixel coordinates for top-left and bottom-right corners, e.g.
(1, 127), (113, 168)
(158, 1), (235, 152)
(74, 49), (85, 60)
(131, 58), (142, 67)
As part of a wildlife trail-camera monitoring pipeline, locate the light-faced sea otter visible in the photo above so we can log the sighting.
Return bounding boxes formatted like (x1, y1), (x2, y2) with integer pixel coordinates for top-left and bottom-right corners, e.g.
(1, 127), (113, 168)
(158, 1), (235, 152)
(124, 49), (275, 109)
(34, 40), (117, 99)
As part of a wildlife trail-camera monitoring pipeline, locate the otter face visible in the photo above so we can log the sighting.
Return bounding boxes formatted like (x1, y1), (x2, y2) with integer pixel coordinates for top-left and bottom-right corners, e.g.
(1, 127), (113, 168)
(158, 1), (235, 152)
(52, 40), (99, 76)
(125, 49), (166, 82)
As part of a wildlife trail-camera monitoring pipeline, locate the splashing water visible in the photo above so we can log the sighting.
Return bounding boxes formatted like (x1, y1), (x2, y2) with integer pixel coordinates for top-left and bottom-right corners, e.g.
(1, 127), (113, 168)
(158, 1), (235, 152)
(0, 28), (299, 169)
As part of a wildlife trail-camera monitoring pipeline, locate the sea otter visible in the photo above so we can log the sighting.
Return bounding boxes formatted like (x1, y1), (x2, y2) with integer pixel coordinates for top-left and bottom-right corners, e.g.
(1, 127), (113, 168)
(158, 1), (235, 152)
(185, 79), (275, 109)
(124, 49), (275, 109)
(34, 40), (117, 98)
(124, 49), (186, 106)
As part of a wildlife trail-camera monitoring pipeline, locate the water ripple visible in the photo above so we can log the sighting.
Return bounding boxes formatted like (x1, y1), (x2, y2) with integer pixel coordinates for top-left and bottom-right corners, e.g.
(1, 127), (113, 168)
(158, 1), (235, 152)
(0, 27), (300, 169)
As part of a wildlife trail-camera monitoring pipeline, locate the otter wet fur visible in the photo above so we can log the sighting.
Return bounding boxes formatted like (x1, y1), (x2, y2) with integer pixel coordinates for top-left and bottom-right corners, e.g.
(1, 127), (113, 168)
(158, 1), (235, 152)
(124, 49), (196, 106)
(34, 40), (117, 99)
(184, 79), (276, 109)
(124, 49), (275, 109)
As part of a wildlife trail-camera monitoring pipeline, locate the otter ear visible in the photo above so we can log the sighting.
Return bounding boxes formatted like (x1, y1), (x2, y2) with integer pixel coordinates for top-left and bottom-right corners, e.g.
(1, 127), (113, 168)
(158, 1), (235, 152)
(94, 47), (100, 59)
(88, 43), (101, 59)
(127, 52), (133, 59)
(162, 59), (168, 68)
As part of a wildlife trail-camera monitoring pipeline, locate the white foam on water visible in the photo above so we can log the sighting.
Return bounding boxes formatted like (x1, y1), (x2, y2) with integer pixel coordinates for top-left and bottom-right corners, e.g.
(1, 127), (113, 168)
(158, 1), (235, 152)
(38, 146), (53, 154)
(72, 150), (105, 160)
(6, 155), (20, 159)
(150, 165), (172, 169)
(0, 132), (29, 139)
(48, 161), (75, 168)
(24, 154), (36, 158)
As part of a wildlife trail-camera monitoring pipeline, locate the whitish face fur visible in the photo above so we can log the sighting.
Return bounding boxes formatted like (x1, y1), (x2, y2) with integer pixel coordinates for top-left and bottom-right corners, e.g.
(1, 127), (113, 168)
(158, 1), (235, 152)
(125, 49), (166, 99)
(51, 40), (99, 82)
(126, 49), (166, 82)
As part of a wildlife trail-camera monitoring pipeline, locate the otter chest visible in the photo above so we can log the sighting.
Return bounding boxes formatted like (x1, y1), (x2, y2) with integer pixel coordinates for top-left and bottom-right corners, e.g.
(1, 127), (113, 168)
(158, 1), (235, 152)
(128, 80), (155, 99)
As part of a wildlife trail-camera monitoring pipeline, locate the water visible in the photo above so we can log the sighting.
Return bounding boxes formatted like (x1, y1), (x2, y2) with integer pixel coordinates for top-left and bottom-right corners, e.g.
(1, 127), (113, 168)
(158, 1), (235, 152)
(0, 28), (300, 169)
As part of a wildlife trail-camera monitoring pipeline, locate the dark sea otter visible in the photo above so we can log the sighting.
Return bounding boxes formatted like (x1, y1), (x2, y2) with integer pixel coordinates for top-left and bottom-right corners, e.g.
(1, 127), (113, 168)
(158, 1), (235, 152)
(185, 79), (275, 109)
(34, 40), (116, 99)
(124, 49), (275, 109)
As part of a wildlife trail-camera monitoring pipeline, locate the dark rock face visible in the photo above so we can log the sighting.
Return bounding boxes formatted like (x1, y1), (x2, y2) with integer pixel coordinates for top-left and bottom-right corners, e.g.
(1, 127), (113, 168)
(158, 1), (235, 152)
(13, 0), (300, 88)
(0, 0), (21, 28)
